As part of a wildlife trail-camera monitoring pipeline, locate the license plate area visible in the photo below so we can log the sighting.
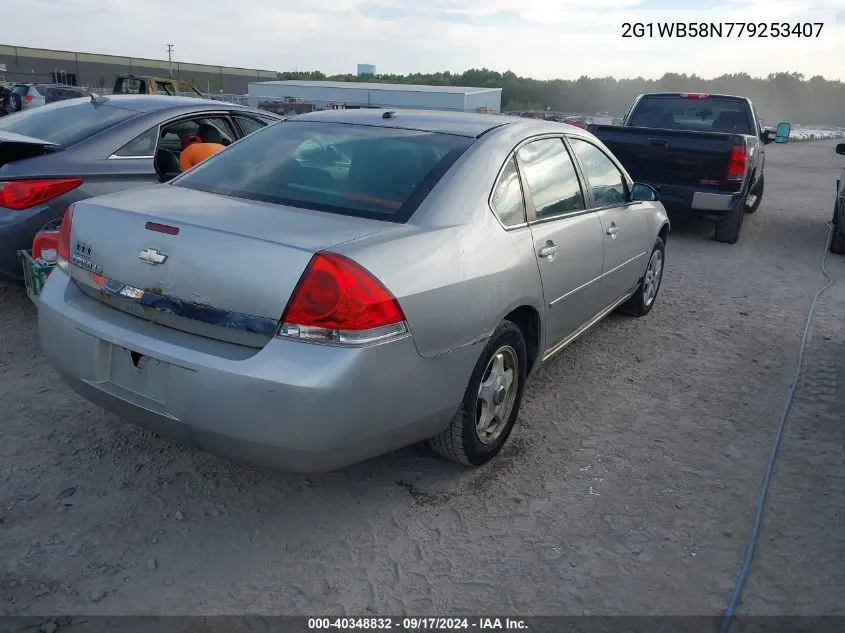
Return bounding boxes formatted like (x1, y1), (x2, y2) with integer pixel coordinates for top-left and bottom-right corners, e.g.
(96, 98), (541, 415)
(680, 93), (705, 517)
(109, 346), (170, 404)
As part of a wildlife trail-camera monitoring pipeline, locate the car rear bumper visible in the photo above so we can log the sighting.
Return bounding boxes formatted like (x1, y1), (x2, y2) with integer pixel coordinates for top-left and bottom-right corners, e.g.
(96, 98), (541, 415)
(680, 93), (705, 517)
(649, 183), (743, 216)
(38, 272), (481, 472)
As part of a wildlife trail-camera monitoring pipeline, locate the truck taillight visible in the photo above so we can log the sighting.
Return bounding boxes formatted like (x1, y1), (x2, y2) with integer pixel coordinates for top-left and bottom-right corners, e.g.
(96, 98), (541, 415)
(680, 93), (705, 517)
(56, 205), (75, 273)
(278, 252), (408, 345)
(726, 145), (747, 182)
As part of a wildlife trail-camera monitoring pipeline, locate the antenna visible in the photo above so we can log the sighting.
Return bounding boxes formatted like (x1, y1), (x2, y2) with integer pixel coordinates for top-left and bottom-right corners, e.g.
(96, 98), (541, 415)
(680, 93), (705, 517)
(166, 44), (175, 78)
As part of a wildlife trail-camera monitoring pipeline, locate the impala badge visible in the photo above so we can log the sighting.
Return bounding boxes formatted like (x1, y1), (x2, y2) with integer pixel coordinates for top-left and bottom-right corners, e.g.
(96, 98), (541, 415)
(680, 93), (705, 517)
(139, 248), (167, 265)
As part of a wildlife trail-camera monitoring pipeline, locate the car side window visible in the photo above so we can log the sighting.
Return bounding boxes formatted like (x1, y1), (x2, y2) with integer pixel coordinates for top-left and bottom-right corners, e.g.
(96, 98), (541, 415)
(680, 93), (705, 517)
(490, 156), (526, 226)
(516, 137), (585, 220)
(567, 138), (629, 207)
(233, 116), (267, 137)
(113, 127), (158, 157)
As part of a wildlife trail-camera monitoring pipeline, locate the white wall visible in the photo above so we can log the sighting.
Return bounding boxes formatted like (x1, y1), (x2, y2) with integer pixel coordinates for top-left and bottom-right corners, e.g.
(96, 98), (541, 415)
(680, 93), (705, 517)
(247, 82), (500, 112)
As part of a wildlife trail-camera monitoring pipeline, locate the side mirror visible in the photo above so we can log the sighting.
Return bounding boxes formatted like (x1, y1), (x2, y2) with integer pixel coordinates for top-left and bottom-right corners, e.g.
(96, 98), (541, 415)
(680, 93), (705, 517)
(762, 129), (777, 144)
(774, 122), (791, 144)
(631, 183), (659, 202)
(836, 143), (845, 156)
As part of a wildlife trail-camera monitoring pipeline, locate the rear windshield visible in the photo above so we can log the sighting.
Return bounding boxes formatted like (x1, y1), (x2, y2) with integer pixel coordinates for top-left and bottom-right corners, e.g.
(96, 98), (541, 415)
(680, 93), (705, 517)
(174, 120), (474, 222)
(628, 96), (753, 135)
(0, 100), (136, 147)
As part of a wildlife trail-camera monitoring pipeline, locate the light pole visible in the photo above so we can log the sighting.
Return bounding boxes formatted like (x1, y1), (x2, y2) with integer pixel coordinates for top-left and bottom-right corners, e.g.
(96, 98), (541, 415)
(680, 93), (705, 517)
(166, 44), (174, 77)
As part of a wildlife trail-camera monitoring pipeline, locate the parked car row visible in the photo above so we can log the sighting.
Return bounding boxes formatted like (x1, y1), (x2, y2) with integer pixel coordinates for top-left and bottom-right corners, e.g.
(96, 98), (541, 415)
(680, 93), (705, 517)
(788, 128), (845, 141)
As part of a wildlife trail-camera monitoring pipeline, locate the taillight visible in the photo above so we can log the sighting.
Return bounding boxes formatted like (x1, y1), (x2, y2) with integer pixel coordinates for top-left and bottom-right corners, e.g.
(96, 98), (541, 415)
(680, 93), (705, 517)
(0, 178), (84, 210)
(24, 95), (33, 102)
(278, 252), (408, 345)
(56, 205), (75, 273)
(726, 145), (747, 182)
(679, 93), (710, 99)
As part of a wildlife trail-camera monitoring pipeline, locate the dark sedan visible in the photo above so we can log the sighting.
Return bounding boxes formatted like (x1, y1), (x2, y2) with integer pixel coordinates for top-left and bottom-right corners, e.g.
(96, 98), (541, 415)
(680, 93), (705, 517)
(0, 95), (283, 282)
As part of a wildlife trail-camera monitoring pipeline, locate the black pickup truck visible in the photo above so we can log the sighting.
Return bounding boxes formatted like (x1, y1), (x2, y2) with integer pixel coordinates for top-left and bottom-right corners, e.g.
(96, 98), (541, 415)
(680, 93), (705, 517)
(588, 92), (791, 243)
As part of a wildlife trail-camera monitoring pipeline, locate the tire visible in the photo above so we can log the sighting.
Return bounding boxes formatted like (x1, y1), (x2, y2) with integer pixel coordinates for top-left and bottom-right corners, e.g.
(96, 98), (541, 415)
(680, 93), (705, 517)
(831, 213), (845, 255)
(428, 320), (527, 466)
(744, 173), (764, 214)
(714, 203), (744, 244)
(10, 93), (22, 113)
(620, 237), (665, 317)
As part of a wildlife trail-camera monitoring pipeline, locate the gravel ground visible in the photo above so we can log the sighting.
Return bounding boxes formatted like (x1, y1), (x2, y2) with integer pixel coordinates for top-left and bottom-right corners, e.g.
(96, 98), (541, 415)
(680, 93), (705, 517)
(0, 140), (843, 617)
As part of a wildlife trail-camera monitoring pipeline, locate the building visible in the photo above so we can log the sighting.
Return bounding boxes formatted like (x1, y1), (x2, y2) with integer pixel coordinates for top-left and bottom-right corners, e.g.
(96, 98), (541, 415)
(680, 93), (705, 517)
(246, 80), (502, 113)
(357, 64), (377, 76)
(0, 44), (277, 94)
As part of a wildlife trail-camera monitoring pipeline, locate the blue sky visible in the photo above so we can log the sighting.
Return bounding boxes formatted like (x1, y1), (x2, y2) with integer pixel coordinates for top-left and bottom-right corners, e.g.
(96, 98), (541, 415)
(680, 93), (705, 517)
(4, 0), (843, 80)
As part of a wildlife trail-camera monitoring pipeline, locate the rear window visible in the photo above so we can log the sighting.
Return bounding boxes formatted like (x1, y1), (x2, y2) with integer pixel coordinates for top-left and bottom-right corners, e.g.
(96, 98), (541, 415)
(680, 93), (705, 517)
(0, 100), (136, 147)
(174, 121), (473, 222)
(628, 96), (753, 135)
(12, 85), (28, 96)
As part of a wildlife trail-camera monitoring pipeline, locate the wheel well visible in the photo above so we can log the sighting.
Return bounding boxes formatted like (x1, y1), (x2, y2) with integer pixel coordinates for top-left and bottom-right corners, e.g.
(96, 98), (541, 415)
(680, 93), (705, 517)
(504, 306), (541, 373)
(659, 223), (669, 244)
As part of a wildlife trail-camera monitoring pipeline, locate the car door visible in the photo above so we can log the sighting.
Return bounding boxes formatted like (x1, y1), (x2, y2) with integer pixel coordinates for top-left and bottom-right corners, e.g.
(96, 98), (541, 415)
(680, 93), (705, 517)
(567, 136), (650, 308)
(516, 137), (605, 350)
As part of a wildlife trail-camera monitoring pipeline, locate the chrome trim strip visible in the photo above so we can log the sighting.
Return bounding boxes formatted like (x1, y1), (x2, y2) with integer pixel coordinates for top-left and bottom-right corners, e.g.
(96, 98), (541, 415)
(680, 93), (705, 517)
(107, 154), (155, 160)
(72, 267), (279, 336)
(548, 251), (646, 307)
(542, 291), (635, 362)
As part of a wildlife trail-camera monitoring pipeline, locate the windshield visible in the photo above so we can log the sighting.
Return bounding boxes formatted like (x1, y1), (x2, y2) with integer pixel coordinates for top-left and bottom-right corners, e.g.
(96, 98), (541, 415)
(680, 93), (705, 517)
(174, 120), (473, 222)
(0, 99), (136, 146)
(628, 96), (753, 135)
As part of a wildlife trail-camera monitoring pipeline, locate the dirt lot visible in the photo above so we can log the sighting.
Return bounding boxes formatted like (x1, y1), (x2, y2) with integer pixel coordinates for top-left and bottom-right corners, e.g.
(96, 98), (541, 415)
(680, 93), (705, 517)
(1, 140), (843, 617)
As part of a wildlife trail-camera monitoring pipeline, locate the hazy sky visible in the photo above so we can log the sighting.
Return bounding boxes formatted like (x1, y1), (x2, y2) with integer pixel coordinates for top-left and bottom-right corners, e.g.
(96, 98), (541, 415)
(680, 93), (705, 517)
(4, 0), (844, 79)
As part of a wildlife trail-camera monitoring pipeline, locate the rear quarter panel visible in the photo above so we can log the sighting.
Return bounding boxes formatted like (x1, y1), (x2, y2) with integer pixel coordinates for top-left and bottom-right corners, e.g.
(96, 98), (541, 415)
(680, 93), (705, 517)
(334, 127), (547, 360)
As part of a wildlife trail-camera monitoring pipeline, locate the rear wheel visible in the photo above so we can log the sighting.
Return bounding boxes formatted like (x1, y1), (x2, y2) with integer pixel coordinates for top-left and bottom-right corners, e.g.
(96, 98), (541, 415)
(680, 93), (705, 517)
(744, 173), (764, 214)
(428, 320), (527, 466)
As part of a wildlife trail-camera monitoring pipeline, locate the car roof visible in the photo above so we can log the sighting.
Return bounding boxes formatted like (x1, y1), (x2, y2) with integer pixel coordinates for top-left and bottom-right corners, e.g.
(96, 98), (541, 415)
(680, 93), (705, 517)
(87, 94), (254, 114)
(293, 108), (518, 138)
(292, 108), (594, 139)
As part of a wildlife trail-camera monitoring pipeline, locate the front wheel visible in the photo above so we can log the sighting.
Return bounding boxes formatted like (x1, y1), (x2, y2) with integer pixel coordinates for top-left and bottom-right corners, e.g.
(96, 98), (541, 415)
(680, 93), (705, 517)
(620, 237), (665, 317)
(428, 320), (527, 466)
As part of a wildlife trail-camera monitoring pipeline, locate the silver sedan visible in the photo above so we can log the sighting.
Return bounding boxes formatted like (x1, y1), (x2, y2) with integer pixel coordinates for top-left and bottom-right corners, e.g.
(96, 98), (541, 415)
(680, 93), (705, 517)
(37, 108), (669, 472)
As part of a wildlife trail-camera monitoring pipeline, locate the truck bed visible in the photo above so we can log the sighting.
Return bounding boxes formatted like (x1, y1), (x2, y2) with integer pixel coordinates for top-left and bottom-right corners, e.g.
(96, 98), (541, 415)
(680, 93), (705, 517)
(589, 125), (744, 191)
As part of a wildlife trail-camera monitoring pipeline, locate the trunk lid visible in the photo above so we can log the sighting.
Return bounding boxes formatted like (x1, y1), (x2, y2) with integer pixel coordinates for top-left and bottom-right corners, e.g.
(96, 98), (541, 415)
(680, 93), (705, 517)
(68, 185), (396, 347)
(0, 131), (60, 169)
(590, 125), (740, 188)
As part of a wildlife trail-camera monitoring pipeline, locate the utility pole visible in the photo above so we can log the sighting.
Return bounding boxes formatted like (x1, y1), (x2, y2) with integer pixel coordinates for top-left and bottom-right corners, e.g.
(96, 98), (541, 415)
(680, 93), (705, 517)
(166, 44), (174, 77)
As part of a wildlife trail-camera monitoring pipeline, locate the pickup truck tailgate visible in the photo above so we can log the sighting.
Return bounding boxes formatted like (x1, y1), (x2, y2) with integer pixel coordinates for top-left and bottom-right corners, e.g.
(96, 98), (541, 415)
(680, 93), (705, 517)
(590, 125), (740, 188)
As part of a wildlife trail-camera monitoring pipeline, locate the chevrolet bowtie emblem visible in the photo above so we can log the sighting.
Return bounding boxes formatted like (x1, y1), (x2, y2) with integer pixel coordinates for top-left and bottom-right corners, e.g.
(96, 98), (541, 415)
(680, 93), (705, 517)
(138, 248), (167, 265)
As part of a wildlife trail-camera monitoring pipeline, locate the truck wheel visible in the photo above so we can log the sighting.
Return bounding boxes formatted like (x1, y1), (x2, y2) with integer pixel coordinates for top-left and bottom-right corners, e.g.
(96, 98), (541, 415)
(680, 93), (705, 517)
(714, 204), (744, 244)
(744, 174), (764, 214)
(428, 320), (527, 466)
(620, 237), (665, 317)
(831, 214), (845, 255)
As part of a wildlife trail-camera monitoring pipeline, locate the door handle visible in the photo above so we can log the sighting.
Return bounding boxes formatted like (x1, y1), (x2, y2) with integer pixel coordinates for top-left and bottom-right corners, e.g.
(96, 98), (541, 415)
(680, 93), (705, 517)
(606, 226), (619, 236)
(538, 244), (560, 258)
